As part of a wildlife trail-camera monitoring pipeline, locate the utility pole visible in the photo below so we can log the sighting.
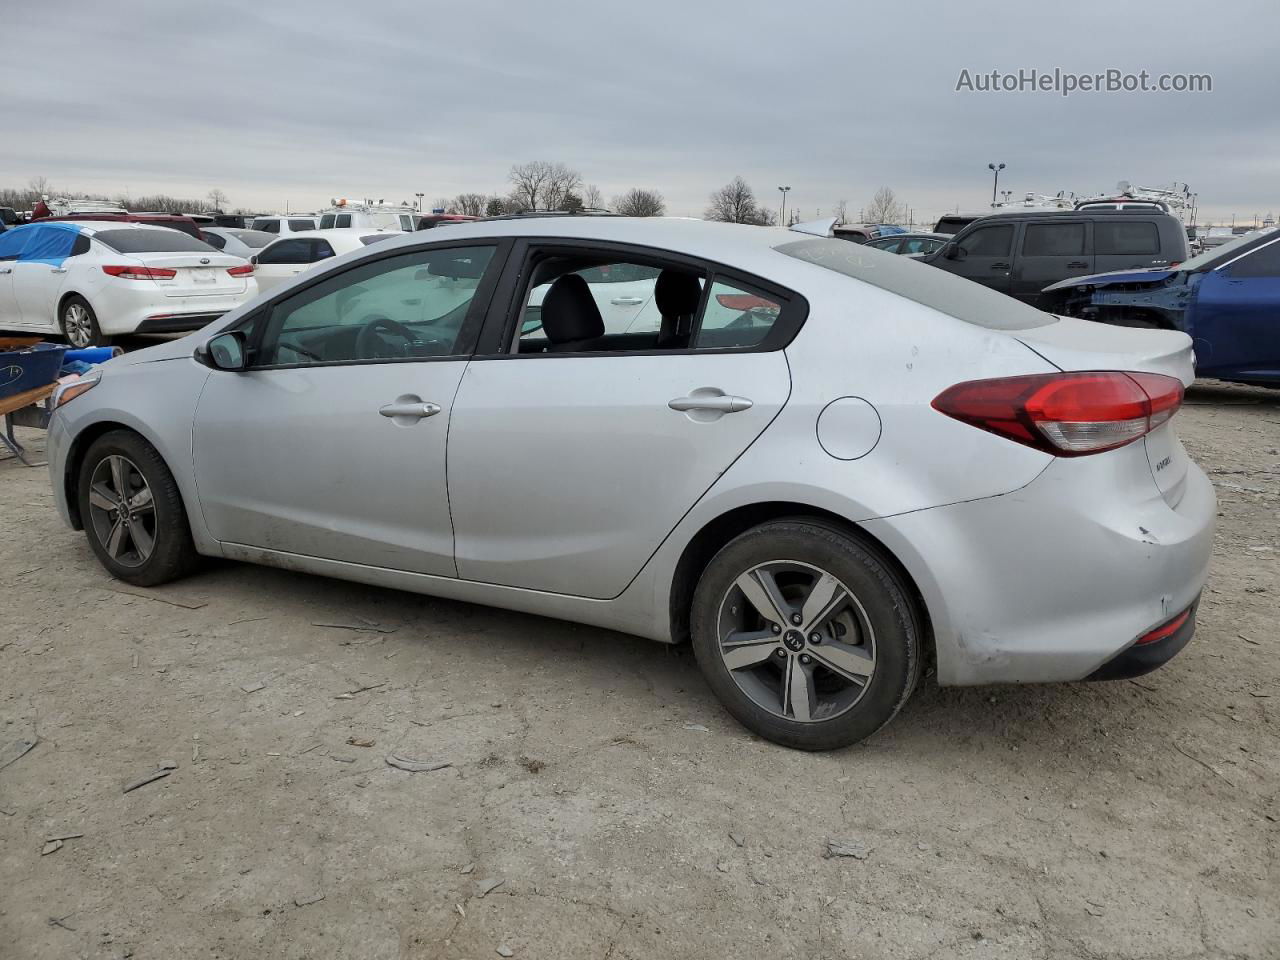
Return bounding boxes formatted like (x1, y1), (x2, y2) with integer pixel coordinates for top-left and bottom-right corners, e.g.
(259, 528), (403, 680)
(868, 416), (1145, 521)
(778, 186), (791, 226)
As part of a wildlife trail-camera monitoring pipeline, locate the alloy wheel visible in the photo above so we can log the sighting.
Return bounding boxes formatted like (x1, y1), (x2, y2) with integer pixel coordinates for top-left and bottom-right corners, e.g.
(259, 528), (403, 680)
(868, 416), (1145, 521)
(86, 455), (157, 567)
(715, 560), (877, 723)
(64, 303), (93, 347)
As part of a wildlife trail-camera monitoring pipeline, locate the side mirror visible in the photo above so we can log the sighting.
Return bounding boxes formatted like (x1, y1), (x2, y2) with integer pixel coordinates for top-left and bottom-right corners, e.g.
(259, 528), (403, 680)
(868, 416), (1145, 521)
(944, 242), (963, 260)
(198, 330), (248, 371)
(250, 255), (259, 266)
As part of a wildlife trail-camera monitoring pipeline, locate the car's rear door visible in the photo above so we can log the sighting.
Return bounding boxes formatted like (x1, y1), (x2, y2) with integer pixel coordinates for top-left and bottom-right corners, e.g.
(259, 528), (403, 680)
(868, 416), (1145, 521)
(191, 241), (505, 575)
(1011, 219), (1093, 307)
(941, 221), (1016, 296)
(447, 242), (798, 599)
(1094, 218), (1168, 273)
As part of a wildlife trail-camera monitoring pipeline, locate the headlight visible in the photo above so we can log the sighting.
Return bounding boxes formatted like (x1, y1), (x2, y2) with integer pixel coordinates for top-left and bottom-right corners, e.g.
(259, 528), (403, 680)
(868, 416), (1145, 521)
(52, 369), (102, 409)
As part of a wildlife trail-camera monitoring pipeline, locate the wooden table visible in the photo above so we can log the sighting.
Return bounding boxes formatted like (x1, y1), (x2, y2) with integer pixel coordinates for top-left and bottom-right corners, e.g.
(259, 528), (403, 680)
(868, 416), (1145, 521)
(1, 382), (57, 466)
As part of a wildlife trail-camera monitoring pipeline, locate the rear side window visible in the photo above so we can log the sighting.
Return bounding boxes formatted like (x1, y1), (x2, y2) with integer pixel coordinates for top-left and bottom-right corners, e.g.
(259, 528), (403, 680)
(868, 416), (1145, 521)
(1022, 223), (1086, 256)
(336, 214), (352, 228)
(93, 229), (215, 253)
(319, 214), (336, 229)
(959, 224), (1013, 257)
(253, 219), (280, 233)
(202, 232), (227, 250)
(289, 220), (315, 232)
(1095, 221), (1160, 255)
(1226, 238), (1280, 278)
(312, 240), (336, 259)
(696, 281), (782, 349)
(776, 237), (1054, 330)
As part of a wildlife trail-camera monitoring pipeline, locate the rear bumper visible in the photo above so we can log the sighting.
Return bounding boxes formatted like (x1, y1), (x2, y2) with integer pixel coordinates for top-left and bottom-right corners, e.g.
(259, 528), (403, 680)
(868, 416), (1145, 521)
(1084, 598), (1199, 681)
(135, 313), (227, 333)
(862, 449), (1216, 686)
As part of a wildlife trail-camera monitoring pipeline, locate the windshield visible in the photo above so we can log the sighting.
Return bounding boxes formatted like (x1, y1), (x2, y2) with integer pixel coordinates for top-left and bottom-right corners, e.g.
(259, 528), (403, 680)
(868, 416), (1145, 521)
(774, 237), (1054, 330)
(1180, 228), (1276, 272)
(93, 229), (215, 253)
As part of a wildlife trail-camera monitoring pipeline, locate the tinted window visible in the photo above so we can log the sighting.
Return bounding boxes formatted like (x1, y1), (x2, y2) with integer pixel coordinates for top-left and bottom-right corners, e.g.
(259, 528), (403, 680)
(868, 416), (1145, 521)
(288, 220), (315, 232)
(202, 231), (227, 250)
(867, 237), (901, 252)
(260, 245), (496, 366)
(399, 215), (413, 230)
(312, 240), (335, 259)
(93, 229), (216, 253)
(900, 237), (940, 255)
(229, 229), (273, 248)
(960, 224), (1013, 257)
(1022, 223), (1086, 257)
(256, 238), (315, 265)
(336, 214), (352, 228)
(695, 281), (781, 349)
(1094, 221), (1160, 256)
(575, 263), (661, 283)
(253, 219), (279, 233)
(319, 214), (336, 229)
(1227, 238), (1280, 278)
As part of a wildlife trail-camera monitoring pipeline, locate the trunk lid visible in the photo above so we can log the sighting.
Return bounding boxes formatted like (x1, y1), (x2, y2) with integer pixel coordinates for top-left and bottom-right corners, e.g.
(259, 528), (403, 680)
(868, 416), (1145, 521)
(129, 252), (249, 297)
(1015, 315), (1194, 506)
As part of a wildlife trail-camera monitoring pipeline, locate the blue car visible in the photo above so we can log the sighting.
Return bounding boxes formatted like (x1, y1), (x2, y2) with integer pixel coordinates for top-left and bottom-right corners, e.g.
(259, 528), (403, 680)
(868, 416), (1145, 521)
(1042, 229), (1280, 387)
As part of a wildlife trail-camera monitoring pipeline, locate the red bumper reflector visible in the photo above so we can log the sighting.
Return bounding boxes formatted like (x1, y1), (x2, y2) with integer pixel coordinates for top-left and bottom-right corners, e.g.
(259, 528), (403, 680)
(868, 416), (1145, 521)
(1136, 608), (1191, 646)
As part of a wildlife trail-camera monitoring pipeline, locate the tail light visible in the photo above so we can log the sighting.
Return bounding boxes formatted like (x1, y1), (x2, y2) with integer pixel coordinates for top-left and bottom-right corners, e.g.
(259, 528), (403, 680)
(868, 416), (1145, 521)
(102, 265), (177, 280)
(932, 371), (1184, 457)
(227, 264), (254, 277)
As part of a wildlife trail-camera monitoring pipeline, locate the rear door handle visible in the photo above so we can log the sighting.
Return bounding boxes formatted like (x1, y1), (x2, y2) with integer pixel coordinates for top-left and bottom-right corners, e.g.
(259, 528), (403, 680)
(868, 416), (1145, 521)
(1066, 261), (1089, 269)
(990, 262), (1010, 270)
(0, 267), (10, 275)
(379, 401), (441, 420)
(610, 296), (644, 305)
(669, 395), (753, 413)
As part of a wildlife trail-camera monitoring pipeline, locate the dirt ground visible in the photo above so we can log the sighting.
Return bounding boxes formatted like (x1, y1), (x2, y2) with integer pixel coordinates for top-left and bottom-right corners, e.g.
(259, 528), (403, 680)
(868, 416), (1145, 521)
(1, 379), (1276, 960)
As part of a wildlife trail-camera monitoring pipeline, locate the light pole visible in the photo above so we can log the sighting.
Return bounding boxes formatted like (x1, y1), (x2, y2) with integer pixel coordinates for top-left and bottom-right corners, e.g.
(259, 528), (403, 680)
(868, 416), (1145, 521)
(778, 186), (791, 225)
(415, 192), (424, 213)
(988, 163), (1005, 206)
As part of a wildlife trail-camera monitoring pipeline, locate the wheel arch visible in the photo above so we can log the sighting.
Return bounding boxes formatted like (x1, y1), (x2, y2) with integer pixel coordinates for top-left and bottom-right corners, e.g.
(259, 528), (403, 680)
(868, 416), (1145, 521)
(667, 501), (935, 673)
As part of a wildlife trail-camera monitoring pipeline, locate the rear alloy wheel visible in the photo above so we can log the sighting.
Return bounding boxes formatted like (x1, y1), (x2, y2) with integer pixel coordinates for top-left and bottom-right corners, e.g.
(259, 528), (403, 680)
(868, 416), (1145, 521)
(77, 430), (198, 586)
(61, 296), (106, 348)
(691, 520), (922, 750)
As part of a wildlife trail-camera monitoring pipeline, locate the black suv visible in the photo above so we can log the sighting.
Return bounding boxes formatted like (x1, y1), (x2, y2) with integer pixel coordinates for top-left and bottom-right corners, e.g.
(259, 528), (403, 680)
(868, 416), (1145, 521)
(920, 209), (1189, 310)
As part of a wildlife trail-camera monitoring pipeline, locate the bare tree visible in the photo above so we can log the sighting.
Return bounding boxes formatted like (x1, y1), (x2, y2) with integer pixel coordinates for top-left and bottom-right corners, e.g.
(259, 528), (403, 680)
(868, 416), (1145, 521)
(613, 188), (666, 217)
(206, 188), (229, 211)
(581, 184), (604, 210)
(865, 186), (901, 224)
(452, 193), (489, 217)
(485, 196), (511, 217)
(508, 160), (582, 211)
(705, 177), (776, 225)
(28, 176), (51, 199)
(430, 196), (456, 214)
(831, 199), (848, 224)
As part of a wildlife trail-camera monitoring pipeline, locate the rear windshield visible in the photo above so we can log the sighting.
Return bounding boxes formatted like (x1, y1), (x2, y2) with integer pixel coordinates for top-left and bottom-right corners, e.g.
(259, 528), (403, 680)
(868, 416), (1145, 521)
(774, 237), (1055, 330)
(93, 229), (215, 253)
(228, 229), (273, 248)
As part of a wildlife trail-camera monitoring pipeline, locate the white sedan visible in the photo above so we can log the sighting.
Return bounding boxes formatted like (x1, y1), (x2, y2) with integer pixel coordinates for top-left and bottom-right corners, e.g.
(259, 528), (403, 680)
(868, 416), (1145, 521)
(251, 228), (395, 295)
(0, 220), (257, 347)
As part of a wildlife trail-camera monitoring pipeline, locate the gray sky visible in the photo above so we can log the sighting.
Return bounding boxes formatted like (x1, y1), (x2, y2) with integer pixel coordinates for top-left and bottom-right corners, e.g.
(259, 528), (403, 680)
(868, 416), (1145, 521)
(4, 0), (1274, 224)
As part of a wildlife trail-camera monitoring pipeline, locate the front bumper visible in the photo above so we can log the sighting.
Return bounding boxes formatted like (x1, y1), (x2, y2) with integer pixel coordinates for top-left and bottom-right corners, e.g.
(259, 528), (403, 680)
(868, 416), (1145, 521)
(862, 451), (1216, 686)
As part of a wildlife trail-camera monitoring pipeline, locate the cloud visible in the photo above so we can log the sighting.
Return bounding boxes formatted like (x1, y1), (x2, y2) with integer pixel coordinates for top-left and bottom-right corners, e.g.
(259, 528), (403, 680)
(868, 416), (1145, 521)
(2, 0), (1274, 222)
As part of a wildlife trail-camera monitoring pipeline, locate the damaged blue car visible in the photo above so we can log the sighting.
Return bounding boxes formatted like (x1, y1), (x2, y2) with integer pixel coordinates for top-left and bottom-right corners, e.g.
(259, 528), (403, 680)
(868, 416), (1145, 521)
(1042, 228), (1280, 387)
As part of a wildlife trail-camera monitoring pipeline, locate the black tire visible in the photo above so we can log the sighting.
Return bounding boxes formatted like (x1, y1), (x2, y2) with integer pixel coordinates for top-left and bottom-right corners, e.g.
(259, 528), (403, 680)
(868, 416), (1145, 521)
(690, 519), (922, 751)
(77, 430), (199, 586)
(61, 295), (110, 348)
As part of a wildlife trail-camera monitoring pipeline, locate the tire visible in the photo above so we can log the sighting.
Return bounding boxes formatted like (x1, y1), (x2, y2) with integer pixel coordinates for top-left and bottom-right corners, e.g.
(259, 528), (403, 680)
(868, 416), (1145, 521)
(61, 295), (109, 348)
(690, 519), (922, 751)
(76, 430), (199, 586)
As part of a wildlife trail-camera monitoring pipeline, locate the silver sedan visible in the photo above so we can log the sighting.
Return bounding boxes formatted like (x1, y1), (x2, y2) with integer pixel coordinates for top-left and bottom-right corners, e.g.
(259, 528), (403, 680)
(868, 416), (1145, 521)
(46, 217), (1214, 750)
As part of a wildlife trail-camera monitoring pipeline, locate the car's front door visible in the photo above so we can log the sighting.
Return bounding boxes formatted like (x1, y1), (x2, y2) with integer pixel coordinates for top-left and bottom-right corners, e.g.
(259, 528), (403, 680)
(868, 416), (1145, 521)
(253, 237), (318, 294)
(191, 241), (503, 575)
(1190, 238), (1280, 380)
(448, 248), (797, 599)
(1011, 219), (1093, 307)
(939, 222), (1016, 296)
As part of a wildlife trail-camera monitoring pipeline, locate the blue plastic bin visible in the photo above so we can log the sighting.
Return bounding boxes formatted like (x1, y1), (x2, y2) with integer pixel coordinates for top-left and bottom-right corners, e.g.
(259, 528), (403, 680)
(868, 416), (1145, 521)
(0, 343), (69, 403)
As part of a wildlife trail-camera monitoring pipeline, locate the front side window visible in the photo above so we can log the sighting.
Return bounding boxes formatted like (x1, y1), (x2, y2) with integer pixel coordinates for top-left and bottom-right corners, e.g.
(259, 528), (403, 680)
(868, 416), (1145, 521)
(256, 238), (314, 265)
(255, 245), (496, 366)
(253, 218), (280, 233)
(1094, 221), (1160, 256)
(1022, 222), (1086, 257)
(336, 214), (352, 228)
(288, 219), (315, 232)
(960, 224), (1013, 257)
(900, 237), (938, 255)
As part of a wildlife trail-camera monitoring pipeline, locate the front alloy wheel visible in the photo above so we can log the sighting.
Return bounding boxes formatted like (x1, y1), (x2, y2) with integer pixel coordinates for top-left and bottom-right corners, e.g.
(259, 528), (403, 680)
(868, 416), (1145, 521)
(86, 454), (157, 567)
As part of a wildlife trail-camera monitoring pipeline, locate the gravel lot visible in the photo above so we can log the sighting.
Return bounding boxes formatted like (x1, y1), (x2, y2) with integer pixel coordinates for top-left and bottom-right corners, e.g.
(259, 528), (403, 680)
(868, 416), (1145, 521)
(1, 379), (1277, 959)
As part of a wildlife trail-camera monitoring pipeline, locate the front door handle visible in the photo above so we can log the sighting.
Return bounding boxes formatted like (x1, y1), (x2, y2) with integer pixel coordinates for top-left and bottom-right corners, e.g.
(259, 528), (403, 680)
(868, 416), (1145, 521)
(51, 267), (67, 274)
(379, 401), (441, 420)
(0, 267), (10, 275)
(669, 395), (753, 414)
(1066, 260), (1089, 269)
(610, 296), (644, 305)
(990, 262), (1010, 270)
